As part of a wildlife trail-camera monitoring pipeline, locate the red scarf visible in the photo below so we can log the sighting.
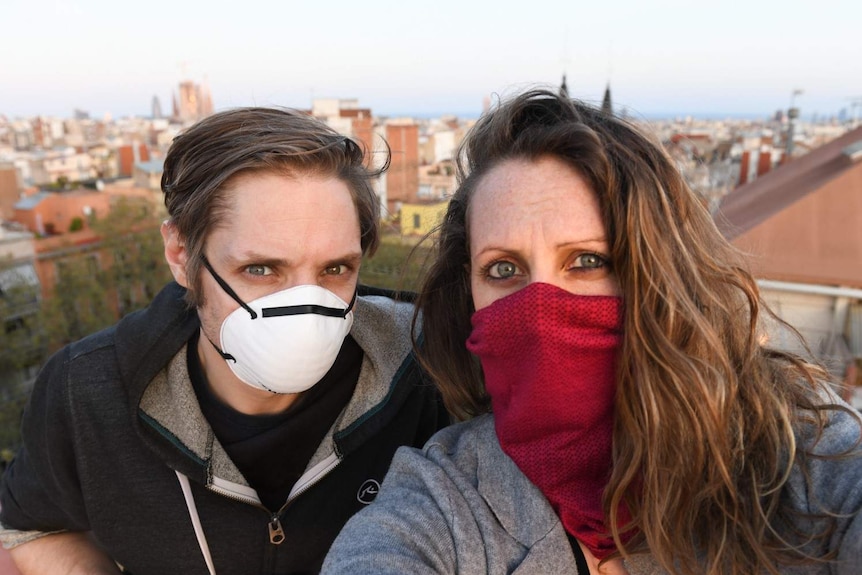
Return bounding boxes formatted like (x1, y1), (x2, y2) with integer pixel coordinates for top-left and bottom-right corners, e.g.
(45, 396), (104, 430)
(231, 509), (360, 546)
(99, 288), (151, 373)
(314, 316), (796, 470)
(467, 282), (634, 559)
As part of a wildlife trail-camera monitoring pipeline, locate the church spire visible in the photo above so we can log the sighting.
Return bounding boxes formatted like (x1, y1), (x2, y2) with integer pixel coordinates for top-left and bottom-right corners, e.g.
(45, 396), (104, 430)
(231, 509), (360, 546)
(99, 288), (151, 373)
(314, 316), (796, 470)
(601, 83), (613, 115)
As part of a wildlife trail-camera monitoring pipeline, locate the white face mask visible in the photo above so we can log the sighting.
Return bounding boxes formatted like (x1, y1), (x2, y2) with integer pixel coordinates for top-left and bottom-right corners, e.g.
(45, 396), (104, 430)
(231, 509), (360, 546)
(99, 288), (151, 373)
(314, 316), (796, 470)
(202, 257), (355, 394)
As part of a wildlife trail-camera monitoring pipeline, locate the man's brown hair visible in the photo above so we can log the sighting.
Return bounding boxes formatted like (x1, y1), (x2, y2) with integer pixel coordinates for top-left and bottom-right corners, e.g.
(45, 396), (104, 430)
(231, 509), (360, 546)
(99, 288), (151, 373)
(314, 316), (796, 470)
(161, 107), (384, 306)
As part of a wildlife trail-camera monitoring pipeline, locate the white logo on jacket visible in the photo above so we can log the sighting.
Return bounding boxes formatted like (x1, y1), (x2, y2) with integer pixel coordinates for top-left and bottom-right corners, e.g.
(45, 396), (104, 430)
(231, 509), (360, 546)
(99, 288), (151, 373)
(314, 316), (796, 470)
(357, 479), (381, 505)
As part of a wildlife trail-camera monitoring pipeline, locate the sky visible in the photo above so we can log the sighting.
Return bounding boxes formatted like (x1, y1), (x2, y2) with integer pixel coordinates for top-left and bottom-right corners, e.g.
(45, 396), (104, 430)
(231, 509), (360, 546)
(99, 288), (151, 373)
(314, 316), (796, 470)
(1, 0), (861, 121)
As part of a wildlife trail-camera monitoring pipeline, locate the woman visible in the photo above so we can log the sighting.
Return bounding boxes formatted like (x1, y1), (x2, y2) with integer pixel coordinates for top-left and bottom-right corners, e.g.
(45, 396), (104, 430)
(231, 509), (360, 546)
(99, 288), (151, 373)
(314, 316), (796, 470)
(322, 89), (862, 574)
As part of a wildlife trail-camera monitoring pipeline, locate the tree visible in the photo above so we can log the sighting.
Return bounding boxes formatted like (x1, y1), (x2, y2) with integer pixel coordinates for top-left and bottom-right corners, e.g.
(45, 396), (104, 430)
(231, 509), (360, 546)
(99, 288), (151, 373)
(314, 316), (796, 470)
(39, 198), (171, 350)
(0, 260), (43, 378)
(0, 259), (43, 460)
(359, 234), (432, 293)
(69, 217), (84, 232)
(0, 199), (172, 459)
(39, 252), (117, 347)
(93, 198), (173, 316)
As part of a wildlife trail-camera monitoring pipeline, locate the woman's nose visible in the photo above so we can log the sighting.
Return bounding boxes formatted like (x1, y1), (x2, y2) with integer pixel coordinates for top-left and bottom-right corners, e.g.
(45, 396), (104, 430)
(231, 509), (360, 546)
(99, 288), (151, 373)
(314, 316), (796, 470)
(527, 266), (565, 292)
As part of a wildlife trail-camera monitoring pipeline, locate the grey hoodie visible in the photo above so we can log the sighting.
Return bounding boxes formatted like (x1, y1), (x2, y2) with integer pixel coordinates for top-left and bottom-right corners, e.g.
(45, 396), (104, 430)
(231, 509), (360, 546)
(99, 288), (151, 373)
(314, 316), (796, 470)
(323, 411), (862, 574)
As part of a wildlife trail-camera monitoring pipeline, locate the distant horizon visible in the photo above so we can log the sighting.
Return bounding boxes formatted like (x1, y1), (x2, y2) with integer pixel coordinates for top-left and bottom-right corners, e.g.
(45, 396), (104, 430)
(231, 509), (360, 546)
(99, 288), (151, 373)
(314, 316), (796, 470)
(1, 102), (837, 125)
(3, 89), (849, 125)
(2, 110), (838, 126)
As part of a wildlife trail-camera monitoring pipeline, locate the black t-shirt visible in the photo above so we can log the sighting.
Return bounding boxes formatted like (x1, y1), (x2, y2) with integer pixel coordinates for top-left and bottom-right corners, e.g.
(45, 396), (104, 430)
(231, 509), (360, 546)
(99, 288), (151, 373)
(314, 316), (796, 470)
(188, 331), (363, 511)
(566, 532), (591, 574)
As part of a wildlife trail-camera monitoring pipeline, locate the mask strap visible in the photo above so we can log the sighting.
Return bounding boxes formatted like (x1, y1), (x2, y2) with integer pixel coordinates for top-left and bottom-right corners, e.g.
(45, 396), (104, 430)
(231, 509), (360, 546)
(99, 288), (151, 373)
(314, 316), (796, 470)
(206, 335), (235, 363)
(200, 255), (258, 320)
(345, 288), (357, 314)
(261, 290), (356, 319)
(261, 288), (356, 319)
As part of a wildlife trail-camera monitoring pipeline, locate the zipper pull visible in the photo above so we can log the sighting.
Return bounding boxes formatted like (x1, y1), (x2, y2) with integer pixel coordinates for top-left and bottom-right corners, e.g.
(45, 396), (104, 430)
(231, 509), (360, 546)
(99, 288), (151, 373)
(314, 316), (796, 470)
(269, 516), (285, 545)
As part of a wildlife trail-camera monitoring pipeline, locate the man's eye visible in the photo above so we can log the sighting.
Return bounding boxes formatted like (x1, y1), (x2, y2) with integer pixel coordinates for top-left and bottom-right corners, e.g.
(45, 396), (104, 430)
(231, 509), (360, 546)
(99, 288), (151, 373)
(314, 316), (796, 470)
(487, 261), (519, 279)
(324, 264), (348, 276)
(571, 253), (607, 269)
(246, 265), (273, 276)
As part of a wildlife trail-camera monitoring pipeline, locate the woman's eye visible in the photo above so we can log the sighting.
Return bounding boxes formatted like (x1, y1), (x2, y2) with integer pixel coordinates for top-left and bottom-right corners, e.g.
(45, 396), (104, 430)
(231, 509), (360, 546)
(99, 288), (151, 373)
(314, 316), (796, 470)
(246, 264), (273, 276)
(324, 264), (347, 276)
(571, 253), (607, 269)
(487, 261), (520, 279)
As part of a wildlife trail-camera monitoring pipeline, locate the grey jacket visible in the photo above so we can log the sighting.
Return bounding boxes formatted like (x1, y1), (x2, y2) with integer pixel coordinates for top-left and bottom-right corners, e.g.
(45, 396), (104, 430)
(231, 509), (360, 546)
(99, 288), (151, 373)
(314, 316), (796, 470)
(322, 411), (862, 574)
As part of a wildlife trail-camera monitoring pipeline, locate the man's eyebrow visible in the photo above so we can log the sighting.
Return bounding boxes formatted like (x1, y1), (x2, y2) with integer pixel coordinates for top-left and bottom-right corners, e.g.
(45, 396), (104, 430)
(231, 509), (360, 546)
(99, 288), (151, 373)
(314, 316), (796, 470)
(223, 251), (363, 268)
(225, 253), (290, 267)
(323, 252), (363, 267)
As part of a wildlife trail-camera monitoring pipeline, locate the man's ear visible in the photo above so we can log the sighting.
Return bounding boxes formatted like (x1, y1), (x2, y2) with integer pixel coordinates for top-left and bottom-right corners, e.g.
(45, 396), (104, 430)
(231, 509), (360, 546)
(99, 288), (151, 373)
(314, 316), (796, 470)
(161, 220), (190, 288)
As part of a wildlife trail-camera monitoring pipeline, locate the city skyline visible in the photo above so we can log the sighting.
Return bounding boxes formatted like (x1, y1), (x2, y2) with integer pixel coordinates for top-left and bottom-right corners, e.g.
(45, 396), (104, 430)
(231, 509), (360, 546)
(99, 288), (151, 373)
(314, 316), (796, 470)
(2, 0), (860, 121)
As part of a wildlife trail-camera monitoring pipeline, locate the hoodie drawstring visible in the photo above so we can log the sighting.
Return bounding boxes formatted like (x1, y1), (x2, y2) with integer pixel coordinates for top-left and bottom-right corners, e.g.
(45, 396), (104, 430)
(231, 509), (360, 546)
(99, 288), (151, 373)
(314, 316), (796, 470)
(176, 471), (216, 575)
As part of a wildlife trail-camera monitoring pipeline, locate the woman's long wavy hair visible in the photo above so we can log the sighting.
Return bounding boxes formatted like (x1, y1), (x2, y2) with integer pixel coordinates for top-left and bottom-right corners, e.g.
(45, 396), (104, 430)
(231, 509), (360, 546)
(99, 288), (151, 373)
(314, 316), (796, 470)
(413, 88), (859, 574)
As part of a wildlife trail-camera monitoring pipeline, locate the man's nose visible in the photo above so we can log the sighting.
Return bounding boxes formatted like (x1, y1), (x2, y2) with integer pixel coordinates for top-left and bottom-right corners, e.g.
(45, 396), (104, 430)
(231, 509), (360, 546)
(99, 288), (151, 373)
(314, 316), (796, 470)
(291, 269), (322, 288)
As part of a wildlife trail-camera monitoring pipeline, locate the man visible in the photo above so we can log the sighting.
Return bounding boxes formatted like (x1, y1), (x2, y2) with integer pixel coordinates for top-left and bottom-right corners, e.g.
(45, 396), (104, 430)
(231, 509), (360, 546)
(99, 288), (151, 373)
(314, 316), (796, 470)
(0, 108), (448, 574)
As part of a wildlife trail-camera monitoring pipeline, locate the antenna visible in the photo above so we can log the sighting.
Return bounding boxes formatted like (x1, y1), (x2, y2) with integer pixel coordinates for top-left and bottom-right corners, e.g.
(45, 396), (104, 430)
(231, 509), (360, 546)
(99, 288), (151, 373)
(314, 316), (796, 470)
(790, 88), (804, 109)
(786, 89), (804, 157)
(848, 96), (862, 126)
(559, 29), (571, 78)
(607, 41), (613, 82)
(558, 31), (571, 98)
